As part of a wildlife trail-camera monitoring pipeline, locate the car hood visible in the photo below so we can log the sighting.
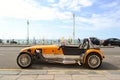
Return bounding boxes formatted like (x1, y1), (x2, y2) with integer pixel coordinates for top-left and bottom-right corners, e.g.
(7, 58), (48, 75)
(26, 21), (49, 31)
(31, 45), (59, 48)
(20, 45), (59, 53)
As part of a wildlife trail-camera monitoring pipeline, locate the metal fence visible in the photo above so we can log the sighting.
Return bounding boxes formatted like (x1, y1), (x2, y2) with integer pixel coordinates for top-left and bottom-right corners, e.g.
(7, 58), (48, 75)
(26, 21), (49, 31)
(0, 39), (80, 45)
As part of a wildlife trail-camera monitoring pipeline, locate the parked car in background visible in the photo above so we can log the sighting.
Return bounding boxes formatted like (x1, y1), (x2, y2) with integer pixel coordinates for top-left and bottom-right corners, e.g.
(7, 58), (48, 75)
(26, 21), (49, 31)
(89, 37), (101, 45)
(102, 38), (120, 46)
(10, 39), (17, 44)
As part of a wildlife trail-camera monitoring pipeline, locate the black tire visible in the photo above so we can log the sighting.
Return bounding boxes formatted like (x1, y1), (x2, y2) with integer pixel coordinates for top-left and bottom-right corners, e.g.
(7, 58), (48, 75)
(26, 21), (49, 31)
(85, 53), (102, 69)
(17, 53), (32, 68)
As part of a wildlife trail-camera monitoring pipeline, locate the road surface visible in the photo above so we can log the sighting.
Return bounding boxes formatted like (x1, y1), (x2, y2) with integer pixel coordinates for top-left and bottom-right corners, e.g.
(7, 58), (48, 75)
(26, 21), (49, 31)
(0, 46), (120, 70)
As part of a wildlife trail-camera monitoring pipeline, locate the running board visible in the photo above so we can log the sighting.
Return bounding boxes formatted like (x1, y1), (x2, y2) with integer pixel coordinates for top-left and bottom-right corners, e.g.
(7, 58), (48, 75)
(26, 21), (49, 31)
(46, 58), (81, 65)
(62, 59), (76, 64)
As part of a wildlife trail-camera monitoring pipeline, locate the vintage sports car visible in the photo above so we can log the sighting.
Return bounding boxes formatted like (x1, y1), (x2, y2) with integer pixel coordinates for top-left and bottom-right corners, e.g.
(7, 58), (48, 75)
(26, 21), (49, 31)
(17, 38), (105, 69)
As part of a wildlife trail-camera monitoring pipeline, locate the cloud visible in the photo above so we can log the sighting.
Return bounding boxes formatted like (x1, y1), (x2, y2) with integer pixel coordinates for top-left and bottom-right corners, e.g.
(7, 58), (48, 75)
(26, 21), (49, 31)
(47, 0), (56, 3)
(56, 11), (72, 20)
(0, 0), (95, 20)
(99, 1), (119, 8)
(76, 6), (120, 31)
(0, 0), (72, 20)
(90, 1), (120, 30)
(0, 0), (37, 19)
(79, 0), (94, 7)
(0, 0), (120, 31)
(51, 0), (94, 11)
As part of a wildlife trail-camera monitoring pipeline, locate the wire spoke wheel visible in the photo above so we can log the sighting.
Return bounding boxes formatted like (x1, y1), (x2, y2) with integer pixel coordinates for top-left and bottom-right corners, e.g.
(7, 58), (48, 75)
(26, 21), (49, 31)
(87, 54), (101, 69)
(17, 53), (32, 68)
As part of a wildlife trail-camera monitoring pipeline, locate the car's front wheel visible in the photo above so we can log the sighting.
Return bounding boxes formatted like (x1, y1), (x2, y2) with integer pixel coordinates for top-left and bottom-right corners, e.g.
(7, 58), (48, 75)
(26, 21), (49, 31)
(17, 53), (32, 68)
(85, 54), (102, 69)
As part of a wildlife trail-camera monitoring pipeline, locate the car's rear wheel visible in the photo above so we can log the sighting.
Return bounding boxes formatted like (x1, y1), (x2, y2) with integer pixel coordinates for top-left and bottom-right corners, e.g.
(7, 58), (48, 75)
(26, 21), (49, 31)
(86, 54), (101, 69)
(17, 53), (32, 68)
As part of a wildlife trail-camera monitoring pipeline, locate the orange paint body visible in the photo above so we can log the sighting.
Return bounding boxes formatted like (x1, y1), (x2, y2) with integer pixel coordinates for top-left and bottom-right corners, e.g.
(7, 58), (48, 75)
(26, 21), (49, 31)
(21, 45), (63, 55)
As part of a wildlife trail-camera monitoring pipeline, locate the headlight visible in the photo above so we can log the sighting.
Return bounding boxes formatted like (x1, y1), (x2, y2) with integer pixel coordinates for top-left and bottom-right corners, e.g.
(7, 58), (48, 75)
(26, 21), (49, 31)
(35, 49), (41, 53)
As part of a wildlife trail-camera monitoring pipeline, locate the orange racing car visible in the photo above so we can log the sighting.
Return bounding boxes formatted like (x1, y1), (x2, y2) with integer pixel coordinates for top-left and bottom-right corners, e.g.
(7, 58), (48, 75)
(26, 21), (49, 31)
(17, 38), (104, 69)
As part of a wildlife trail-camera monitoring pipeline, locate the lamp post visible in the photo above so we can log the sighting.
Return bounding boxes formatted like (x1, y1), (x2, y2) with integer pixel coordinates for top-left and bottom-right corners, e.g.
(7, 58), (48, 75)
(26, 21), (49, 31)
(27, 20), (29, 45)
(73, 14), (75, 44)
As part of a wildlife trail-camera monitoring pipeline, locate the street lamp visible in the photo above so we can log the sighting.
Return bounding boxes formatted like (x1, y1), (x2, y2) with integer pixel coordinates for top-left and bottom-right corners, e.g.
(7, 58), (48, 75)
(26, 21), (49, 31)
(27, 20), (29, 45)
(73, 14), (75, 44)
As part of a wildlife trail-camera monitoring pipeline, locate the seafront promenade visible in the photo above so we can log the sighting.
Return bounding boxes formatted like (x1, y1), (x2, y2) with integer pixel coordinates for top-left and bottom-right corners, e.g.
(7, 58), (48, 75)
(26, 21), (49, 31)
(0, 69), (120, 80)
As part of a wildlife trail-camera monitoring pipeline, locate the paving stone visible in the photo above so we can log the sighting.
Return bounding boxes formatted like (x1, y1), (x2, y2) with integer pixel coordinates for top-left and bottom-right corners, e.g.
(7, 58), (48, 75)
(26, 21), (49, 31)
(0, 75), (3, 80)
(55, 75), (72, 80)
(79, 71), (89, 75)
(0, 70), (20, 75)
(64, 70), (89, 75)
(89, 76), (109, 80)
(48, 71), (65, 75)
(0, 70), (119, 80)
(88, 71), (98, 75)
(95, 71), (110, 75)
(108, 71), (120, 75)
(20, 70), (47, 75)
(88, 74), (105, 77)
(72, 75), (90, 80)
(65, 71), (80, 75)
(0, 75), (19, 80)
(36, 75), (54, 80)
(17, 75), (37, 80)
(106, 74), (120, 80)
(0, 75), (2, 77)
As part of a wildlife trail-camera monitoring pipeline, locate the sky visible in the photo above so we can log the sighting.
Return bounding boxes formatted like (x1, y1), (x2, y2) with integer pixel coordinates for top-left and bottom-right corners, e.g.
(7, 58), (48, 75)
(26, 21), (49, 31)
(0, 0), (120, 40)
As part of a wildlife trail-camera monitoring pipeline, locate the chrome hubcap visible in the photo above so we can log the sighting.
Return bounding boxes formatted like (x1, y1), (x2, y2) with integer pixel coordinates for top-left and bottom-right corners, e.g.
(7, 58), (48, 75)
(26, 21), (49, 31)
(18, 54), (31, 67)
(88, 55), (100, 68)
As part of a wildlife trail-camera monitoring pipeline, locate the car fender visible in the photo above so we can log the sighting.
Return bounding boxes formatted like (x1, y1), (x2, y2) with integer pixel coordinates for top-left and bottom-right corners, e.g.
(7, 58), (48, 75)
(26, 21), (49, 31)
(83, 49), (103, 64)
